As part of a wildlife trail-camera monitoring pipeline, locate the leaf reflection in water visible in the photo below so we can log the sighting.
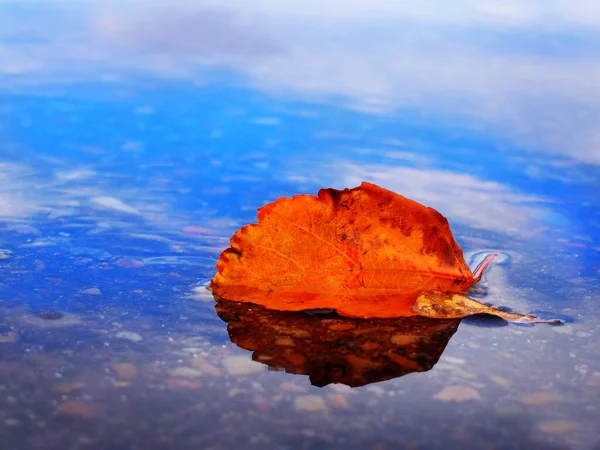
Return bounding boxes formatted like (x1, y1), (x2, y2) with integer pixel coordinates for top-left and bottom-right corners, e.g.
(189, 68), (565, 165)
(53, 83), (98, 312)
(214, 296), (460, 388)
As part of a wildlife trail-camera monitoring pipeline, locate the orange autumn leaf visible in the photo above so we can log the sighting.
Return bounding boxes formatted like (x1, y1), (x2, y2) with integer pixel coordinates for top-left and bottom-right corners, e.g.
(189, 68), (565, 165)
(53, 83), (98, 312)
(210, 182), (556, 323)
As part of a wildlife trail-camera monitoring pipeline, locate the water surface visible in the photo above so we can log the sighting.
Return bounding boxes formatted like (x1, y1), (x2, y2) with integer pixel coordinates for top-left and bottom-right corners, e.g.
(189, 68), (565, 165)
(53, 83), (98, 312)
(0, 2), (599, 449)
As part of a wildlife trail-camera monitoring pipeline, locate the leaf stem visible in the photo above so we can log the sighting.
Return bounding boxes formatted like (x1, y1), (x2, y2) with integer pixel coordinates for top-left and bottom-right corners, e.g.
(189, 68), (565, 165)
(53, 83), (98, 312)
(472, 253), (498, 282)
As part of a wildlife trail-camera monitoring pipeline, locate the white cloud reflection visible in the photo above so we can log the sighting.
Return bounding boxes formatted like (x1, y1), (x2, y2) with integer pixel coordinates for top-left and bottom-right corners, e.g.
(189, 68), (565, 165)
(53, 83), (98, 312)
(1, 1), (600, 164)
(0, 160), (234, 258)
(0, 162), (47, 220)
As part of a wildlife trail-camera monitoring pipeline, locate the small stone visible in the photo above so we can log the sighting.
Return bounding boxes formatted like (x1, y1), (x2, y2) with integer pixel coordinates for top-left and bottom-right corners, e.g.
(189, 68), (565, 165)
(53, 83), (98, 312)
(228, 388), (246, 397)
(82, 287), (102, 295)
(222, 356), (266, 376)
(169, 367), (202, 378)
(0, 332), (18, 343)
(111, 363), (138, 380)
(518, 392), (562, 406)
(164, 378), (202, 389)
(23, 313), (83, 328)
(253, 394), (270, 413)
(433, 386), (482, 402)
(490, 375), (512, 388)
(54, 383), (86, 394)
(182, 347), (203, 354)
(57, 400), (100, 418)
(453, 368), (477, 379)
(115, 258), (144, 268)
(327, 394), (350, 409)
(295, 395), (328, 412)
(444, 356), (467, 365)
(538, 420), (580, 434)
(34, 310), (64, 320)
(190, 358), (222, 376)
(280, 381), (307, 393)
(115, 331), (143, 342)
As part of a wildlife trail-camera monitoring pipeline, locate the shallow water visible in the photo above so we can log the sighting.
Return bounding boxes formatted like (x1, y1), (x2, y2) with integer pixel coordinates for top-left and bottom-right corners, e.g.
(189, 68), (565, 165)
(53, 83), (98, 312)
(1, 2), (599, 449)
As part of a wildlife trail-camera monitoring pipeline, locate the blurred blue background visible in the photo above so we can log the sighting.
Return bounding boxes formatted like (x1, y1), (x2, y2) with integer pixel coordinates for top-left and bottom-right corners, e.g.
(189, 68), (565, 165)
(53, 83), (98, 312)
(0, 2), (599, 449)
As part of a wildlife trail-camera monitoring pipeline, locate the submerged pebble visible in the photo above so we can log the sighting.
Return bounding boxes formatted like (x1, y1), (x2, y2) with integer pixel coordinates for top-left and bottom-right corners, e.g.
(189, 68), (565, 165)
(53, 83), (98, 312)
(538, 420), (580, 435)
(23, 312), (83, 327)
(433, 386), (482, 402)
(111, 363), (138, 380)
(327, 394), (350, 409)
(190, 358), (222, 376)
(168, 367), (203, 378)
(34, 310), (64, 320)
(57, 400), (100, 419)
(115, 258), (144, 268)
(222, 356), (266, 376)
(81, 287), (102, 295)
(164, 378), (202, 389)
(295, 395), (328, 412)
(115, 331), (143, 342)
(518, 392), (562, 406)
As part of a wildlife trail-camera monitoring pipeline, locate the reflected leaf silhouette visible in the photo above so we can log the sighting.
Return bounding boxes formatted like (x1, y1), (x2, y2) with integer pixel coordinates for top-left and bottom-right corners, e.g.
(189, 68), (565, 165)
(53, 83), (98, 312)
(214, 296), (460, 387)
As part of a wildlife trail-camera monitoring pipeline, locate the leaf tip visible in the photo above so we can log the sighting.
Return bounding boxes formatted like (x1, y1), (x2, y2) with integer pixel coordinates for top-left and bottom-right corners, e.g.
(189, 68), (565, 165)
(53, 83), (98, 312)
(514, 315), (564, 325)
